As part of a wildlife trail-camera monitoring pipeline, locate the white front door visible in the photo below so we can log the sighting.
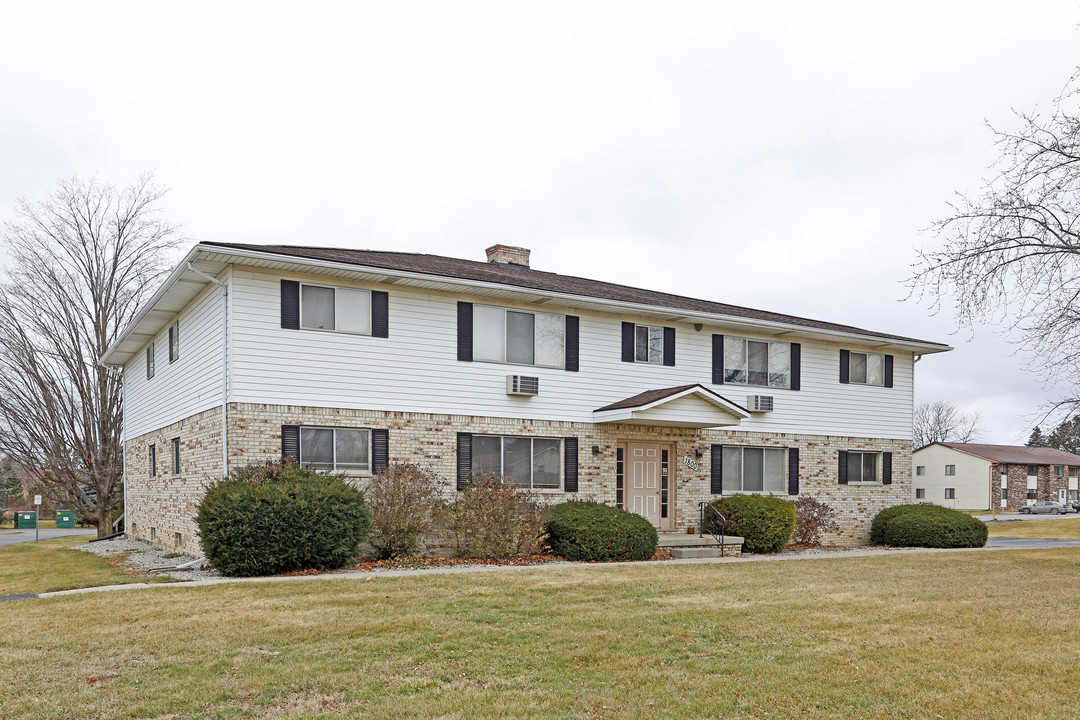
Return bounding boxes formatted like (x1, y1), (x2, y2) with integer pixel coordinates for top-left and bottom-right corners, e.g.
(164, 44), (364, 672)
(1059, 488), (1068, 504)
(627, 443), (660, 526)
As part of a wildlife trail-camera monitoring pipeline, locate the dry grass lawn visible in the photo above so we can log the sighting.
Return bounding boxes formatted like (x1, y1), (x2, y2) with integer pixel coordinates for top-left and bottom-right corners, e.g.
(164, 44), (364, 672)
(986, 516), (1080, 539)
(0, 536), (159, 595)
(2, 549), (1079, 719)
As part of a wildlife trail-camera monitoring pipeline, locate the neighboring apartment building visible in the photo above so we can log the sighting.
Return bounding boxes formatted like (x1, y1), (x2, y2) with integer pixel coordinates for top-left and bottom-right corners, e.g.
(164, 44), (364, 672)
(101, 243), (950, 552)
(912, 442), (1080, 511)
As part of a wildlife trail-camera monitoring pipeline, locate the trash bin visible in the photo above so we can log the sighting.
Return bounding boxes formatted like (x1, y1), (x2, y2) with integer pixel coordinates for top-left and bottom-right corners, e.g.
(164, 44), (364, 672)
(16, 511), (37, 529)
(56, 510), (75, 528)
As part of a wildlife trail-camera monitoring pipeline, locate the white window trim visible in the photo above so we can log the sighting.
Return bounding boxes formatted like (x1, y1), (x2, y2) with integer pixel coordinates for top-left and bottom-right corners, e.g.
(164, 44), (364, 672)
(721, 446), (788, 494)
(471, 435), (564, 491)
(473, 305), (566, 369)
(915, 465), (925, 476)
(945, 465), (956, 476)
(171, 438), (181, 475)
(847, 351), (885, 386)
(945, 488), (956, 499)
(298, 426), (373, 475)
(168, 320), (179, 363)
(632, 324), (666, 365)
(299, 282), (373, 336)
(846, 450), (881, 484)
(723, 336), (791, 389)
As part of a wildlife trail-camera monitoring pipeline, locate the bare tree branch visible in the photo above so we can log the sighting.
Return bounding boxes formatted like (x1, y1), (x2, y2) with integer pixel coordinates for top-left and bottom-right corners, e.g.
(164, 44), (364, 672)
(913, 400), (983, 449)
(0, 175), (182, 535)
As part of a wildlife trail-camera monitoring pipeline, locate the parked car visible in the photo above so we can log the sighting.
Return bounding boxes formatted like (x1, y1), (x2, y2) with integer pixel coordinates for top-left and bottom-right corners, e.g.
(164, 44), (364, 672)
(1019, 501), (1074, 514)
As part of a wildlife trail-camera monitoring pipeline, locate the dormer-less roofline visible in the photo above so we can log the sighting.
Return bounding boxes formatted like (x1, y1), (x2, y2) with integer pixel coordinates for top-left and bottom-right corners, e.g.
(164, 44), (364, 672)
(101, 242), (953, 366)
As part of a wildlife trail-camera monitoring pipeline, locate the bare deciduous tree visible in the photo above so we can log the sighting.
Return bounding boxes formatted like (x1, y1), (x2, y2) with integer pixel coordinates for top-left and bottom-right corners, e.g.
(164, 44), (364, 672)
(0, 175), (182, 535)
(913, 400), (983, 449)
(910, 69), (1080, 405)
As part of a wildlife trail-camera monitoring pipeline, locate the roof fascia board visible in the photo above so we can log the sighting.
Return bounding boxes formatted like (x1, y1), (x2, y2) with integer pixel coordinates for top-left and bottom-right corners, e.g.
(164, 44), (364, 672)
(632, 387), (751, 418)
(101, 245), (207, 365)
(212, 245), (953, 354)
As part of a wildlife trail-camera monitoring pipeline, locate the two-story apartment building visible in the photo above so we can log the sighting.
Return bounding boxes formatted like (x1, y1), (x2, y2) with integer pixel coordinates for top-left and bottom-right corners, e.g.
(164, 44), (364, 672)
(101, 243), (950, 552)
(912, 442), (1080, 511)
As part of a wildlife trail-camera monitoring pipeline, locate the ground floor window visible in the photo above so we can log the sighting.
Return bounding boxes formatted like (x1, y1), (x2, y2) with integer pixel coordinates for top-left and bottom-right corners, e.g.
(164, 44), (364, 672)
(472, 436), (562, 489)
(722, 446), (785, 493)
(1002, 487), (1008, 501)
(1071, 490), (1078, 503)
(915, 488), (925, 499)
(1027, 488), (1037, 500)
(300, 427), (370, 473)
(945, 488), (955, 500)
(171, 438), (181, 474)
(846, 451), (879, 484)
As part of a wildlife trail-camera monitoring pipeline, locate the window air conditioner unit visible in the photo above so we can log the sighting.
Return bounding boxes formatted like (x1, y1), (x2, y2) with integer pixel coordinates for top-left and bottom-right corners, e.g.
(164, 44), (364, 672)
(506, 375), (540, 396)
(746, 395), (774, 413)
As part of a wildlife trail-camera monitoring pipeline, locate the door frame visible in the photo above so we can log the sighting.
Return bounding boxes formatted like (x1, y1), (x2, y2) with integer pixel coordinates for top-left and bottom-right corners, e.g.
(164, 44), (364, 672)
(618, 440), (675, 531)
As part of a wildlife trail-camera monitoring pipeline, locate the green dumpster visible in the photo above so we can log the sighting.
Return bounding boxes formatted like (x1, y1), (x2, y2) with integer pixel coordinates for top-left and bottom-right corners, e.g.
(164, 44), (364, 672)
(56, 510), (76, 528)
(16, 511), (36, 529)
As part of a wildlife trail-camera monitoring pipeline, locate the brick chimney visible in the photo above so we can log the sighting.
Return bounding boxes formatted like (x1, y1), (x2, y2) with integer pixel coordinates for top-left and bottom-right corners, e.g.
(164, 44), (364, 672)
(485, 244), (531, 268)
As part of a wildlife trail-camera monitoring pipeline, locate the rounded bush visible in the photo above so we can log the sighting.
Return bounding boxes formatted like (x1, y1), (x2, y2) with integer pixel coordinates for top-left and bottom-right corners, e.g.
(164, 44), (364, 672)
(546, 501), (658, 562)
(706, 495), (796, 553)
(870, 504), (987, 548)
(196, 462), (372, 576)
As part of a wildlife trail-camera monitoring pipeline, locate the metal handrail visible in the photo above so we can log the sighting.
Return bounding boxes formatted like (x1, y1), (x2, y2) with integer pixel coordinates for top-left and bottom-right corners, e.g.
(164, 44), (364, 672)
(699, 502), (728, 557)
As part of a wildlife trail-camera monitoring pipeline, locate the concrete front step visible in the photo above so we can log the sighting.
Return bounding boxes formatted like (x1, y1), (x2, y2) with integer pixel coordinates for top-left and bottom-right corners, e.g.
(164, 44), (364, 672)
(657, 533), (744, 549)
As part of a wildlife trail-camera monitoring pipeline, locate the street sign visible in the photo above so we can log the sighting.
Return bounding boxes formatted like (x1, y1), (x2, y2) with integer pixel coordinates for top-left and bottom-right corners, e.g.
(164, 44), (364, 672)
(34, 494), (42, 506)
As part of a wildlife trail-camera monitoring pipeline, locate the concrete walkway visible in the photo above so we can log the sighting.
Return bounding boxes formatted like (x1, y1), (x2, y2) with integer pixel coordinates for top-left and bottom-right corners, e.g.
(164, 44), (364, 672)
(6, 540), (1074, 602)
(0, 527), (96, 547)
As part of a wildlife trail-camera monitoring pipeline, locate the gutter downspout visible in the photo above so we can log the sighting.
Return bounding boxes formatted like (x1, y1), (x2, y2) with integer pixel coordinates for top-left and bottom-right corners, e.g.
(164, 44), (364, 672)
(187, 263), (229, 478)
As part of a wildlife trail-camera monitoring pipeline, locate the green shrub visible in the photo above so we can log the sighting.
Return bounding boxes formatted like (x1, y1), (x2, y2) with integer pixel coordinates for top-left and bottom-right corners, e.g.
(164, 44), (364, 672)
(196, 461), (371, 576)
(449, 474), (549, 558)
(546, 501), (658, 562)
(706, 495), (795, 553)
(870, 504), (988, 548)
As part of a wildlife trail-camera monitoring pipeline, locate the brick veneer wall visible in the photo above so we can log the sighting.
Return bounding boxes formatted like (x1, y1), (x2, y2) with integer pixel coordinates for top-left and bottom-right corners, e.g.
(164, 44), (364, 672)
(126, 402), (913, 554)
(991, 463), (1079, 511)
(125, 407), (223, 553)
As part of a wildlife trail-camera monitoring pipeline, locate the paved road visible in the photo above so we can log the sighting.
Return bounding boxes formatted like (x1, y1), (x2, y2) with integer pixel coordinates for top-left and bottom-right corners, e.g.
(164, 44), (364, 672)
(985, 537), (1080, 549)
(0, 527), (97, 547)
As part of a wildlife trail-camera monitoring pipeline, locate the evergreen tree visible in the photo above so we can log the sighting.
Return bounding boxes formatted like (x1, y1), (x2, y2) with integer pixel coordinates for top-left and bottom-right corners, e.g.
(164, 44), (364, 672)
(1026, 427), (1048, 447)
(1047, 416), (1080, 455)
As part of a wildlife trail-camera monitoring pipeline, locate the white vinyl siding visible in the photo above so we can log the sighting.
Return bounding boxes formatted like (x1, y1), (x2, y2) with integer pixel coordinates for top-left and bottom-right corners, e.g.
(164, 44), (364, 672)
(910, 444), (993, 510)
(123, 274), (228, 440)
(224, 267), (916, 440)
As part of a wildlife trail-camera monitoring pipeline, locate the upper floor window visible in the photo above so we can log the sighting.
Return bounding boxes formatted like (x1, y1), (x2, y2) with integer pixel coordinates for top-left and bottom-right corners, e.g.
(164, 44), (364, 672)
(300, 427), (371, 473)
(168, 321), (179, 363)
(474, 305), (565, 367)
(1027, 465), (1038, 476)
(846, 451), (879, 484)
(1054, 465), (1064, 477)
(621, 322), (674, 366)
(1001, 464), (1008, 475)
(840, 350), (893, 388)
(723, 337), (790, 388)
(146, 343), (155, 379)
(472, 435), (562, 490)
(945, 465), (956, 476)
(916, 465), (925, 476)
(721, 446), (786, 493)
(302, 284), (372, 334)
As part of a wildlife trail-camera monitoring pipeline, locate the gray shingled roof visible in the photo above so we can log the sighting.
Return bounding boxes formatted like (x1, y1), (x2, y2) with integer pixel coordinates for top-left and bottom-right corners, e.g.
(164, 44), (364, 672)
(932, 442), (1080, 465)
(202, 241), (949, 348)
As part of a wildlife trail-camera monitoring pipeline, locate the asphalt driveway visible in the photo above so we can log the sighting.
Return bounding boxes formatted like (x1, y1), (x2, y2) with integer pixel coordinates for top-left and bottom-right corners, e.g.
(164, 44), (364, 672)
(0, 527), (97, 547)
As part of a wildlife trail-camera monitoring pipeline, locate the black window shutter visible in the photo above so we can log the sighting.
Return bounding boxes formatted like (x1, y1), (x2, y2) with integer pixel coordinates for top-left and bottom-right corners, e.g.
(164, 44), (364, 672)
(884, 355), (894, 388)
(372, 428), (389, 474)
(838, 450), (848, 484)
(563, 438), (579, 492)
(882, 451), (893, 484)
(712, 334), (724, 384)
(282, 425), (300, 462)
(456, 432), (472, 490)
(281, 280), (300, 330)
(788, 447), (800, 495)
(621, 322), (635, 362)
(457, 302), (473, 362)
(565, 316), (579, 372)
(710, 445), (723, 494)
(839, 349), (850, 384)
(371, 291), (389, 338)
(790, 343), (801, 391)
(663, 327), (676, 366)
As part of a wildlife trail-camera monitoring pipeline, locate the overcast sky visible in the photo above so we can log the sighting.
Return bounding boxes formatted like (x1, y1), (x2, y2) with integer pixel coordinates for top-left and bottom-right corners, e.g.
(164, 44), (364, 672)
(2, 1), (1078, 443)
